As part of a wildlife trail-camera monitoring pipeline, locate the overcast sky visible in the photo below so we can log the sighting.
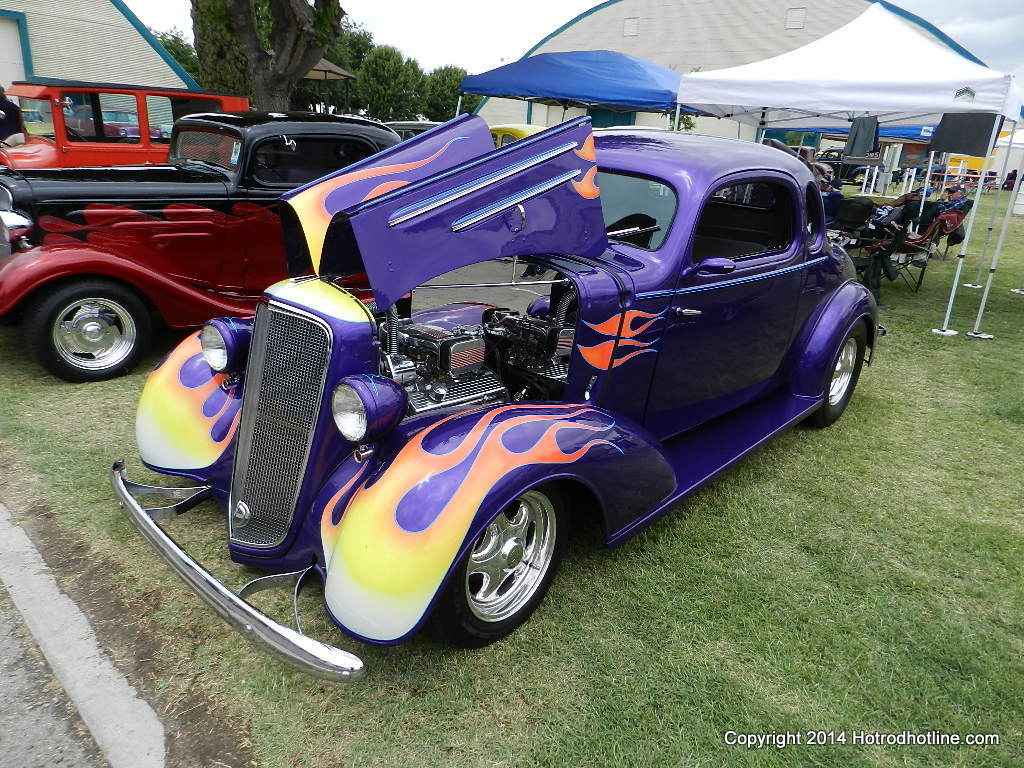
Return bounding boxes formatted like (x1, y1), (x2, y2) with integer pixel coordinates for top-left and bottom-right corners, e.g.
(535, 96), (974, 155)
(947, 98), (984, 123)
(124, 0), (1024, 80)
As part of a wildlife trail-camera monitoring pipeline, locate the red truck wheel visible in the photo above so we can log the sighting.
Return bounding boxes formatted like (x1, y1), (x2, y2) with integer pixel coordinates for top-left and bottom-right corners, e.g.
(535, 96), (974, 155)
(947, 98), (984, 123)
(22, 280), (153, 382)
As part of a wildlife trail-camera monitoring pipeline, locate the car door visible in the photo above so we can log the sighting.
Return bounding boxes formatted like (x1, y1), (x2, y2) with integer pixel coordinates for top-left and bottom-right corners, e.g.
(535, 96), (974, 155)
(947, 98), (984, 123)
(644, 173), (807, 440)
(58, 91), (152, 167)
(239, 132), (387, 291)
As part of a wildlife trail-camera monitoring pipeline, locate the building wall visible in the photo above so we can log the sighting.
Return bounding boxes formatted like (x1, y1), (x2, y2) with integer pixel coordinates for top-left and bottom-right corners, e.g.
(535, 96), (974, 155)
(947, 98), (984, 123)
(478, 0), (868, 137)
(0, 0), (192, 88)
(0, 16), (26, 88)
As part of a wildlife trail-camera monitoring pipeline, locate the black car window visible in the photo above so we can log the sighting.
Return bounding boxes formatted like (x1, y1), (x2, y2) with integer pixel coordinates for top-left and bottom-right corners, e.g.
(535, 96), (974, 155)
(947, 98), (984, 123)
(251, 136), (378, 186)
(598, 171), (676, 250)
(146, 95), (223, 144)
(693, 180), (794, 261)
(62, 92), (141, 144)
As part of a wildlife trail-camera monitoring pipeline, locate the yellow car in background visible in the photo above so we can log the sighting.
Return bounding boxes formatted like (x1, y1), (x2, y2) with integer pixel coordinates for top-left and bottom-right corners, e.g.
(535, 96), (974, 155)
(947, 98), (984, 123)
(489, 123), (544, 147)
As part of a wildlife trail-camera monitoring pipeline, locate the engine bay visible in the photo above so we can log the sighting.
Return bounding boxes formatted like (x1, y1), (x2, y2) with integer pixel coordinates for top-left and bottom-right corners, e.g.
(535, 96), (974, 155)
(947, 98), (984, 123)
(376, 270), (578, 415)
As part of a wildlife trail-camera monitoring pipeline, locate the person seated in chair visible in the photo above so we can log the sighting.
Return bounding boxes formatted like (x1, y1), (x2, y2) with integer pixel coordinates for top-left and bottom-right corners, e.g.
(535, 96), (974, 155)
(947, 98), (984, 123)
(813, 163), (844, 224)
(0, 85), (24, 143)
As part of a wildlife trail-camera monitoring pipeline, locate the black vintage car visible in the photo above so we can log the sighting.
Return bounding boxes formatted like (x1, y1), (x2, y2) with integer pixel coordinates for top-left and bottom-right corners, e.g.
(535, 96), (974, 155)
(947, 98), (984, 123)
(0, 112), (399, 381)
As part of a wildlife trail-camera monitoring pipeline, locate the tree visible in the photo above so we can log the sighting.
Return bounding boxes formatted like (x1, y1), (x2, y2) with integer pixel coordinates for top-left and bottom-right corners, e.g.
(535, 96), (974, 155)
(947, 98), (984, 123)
(421, 66), (480, 121)
(356, 46), (424, 121)
(197, 0), (343, 111)
(191, 0), (252, 98)
(290, 17), (374, 113)
(152, 28), (201, 84)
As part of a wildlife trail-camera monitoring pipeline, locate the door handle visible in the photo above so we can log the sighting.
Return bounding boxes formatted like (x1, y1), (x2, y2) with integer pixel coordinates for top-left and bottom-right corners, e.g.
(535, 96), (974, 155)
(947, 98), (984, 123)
(674, 308), (702, 317)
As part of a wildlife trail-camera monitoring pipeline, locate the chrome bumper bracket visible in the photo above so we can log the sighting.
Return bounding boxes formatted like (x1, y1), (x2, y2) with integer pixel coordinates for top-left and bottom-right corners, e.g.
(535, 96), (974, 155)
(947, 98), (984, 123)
(113, 465), (212, 520)
(111, 461), (365, 681)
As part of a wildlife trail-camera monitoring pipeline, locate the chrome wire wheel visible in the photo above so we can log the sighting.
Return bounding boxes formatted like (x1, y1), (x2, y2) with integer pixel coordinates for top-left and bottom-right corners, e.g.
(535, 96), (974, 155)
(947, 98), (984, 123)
(51, 297), (137, 372)
(465, 490), (557, 623)
(828, 336), (859, 406)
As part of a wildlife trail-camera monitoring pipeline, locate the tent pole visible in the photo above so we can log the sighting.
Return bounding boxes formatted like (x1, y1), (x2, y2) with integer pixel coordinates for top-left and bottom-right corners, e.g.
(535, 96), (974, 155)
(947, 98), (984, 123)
(755, 109), (766, 142)
(966, 120), (1016, 288)
(932, 116), (1001, 336)
(673, 103), (681, 131)
(917, 151), (934, 223)
(965, 152), (1024, 339)
(454, 94), (463, 118)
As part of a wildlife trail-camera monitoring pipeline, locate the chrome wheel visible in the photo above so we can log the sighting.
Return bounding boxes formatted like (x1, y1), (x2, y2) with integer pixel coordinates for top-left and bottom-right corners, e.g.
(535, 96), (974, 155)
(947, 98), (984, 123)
(828, 337), (858, 406)
(51, 297), (137, 372)
(465, 490), (557, 623)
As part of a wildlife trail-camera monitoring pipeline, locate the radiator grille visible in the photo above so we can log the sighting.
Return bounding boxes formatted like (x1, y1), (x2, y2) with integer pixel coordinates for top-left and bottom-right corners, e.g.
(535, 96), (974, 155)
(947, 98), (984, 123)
(229, 303), (331, 548)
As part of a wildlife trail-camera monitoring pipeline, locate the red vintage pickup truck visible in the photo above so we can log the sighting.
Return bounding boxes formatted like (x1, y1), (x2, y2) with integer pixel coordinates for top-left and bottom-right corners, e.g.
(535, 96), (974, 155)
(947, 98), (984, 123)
(0, 80), (249, 169)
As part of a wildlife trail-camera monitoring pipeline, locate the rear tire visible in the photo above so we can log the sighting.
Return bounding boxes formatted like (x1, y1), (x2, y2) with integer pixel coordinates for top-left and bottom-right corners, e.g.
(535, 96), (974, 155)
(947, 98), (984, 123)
(430, 486), (567, 648)
(806, 322), (866, 428)
(22, 280), (152, 382)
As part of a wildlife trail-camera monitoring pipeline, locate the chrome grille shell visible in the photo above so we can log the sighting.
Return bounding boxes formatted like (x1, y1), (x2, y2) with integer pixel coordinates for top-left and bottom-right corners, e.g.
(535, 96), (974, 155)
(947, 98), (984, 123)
(229, 302), (332, 549)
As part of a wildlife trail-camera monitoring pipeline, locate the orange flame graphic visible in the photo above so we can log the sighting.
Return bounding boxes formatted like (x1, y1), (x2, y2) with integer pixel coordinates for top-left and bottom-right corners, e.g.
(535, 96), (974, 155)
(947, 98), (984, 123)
(575, 135), (596, 162)
(572, 166), (600, 199)
(577, 309), (663, 369)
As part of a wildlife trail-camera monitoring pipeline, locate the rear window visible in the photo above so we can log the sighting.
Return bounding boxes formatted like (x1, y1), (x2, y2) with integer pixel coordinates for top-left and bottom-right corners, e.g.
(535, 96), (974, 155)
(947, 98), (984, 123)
(598, 171), (677, 250)
(171, 129), (241, 170)
(146, 95), (223, 144)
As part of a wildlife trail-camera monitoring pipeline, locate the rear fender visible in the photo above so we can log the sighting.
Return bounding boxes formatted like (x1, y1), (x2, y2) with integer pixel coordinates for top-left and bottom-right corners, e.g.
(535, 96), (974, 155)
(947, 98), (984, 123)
(789, 279), (877, 399)
(313, 402), (676, 644)
(0, 243), (257, 324)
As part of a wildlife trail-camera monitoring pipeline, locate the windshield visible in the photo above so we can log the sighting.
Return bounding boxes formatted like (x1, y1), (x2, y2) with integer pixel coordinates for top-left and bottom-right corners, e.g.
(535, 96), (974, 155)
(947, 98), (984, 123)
(170, 129), (241, 171)
(598, 171), (677, 250)
(18, 98), (55, 137)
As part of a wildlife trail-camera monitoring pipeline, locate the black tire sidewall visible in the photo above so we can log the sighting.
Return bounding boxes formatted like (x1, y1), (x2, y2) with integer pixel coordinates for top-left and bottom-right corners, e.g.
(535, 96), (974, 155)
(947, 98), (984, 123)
(430, 485), (568, 648)
(22, 280), (152, 382)
(808, 322), (867, 428)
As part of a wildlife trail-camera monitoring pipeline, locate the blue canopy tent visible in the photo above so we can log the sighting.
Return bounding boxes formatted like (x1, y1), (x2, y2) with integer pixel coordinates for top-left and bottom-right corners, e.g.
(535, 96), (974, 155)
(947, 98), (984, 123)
(460, 50), (698, 125)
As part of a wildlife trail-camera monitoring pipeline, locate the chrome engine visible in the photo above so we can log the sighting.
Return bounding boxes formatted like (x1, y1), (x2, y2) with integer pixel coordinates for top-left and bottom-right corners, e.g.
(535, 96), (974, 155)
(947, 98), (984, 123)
(382, 297), (576, 415)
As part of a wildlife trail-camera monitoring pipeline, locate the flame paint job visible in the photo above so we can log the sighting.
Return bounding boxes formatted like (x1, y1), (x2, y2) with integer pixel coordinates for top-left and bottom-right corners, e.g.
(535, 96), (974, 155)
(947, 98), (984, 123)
(137, 333), (242, 471)
(318, 403), (629, 642)
(577, 309), (664, 370)
(282, 116), (495, 273)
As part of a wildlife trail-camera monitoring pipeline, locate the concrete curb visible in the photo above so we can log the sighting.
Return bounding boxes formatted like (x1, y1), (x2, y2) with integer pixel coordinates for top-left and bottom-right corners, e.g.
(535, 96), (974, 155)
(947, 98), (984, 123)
(0, 503), (165, 768)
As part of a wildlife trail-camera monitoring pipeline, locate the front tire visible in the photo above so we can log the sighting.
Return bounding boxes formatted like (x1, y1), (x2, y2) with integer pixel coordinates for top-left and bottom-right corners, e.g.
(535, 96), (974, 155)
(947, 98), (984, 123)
(806, 322), (867, 428)
(430, 486), (567, 648)
(22, 280), (152, 382)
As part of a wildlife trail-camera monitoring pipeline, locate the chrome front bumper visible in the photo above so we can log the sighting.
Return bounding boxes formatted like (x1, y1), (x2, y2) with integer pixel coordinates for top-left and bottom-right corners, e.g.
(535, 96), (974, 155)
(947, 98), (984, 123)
(110, 461), (364, 681)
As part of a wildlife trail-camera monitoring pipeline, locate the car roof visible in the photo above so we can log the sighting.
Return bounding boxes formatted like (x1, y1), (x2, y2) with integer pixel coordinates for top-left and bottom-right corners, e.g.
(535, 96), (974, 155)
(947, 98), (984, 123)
(176, 111), (400, 141)
(594, 129), (812, 187)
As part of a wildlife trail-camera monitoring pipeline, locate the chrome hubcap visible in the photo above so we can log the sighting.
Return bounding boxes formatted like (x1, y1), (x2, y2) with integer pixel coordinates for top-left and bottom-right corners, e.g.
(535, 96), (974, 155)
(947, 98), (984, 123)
(828, 337), (858, 406)
(51, 297), (137, 371)
(465, 490), (556, 623)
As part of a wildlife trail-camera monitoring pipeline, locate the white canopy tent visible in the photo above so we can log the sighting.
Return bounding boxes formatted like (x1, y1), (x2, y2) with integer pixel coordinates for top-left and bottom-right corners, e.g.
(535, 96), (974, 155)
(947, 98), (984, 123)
(675, 3), (1022, 130)
(676, 2), (1022, 338)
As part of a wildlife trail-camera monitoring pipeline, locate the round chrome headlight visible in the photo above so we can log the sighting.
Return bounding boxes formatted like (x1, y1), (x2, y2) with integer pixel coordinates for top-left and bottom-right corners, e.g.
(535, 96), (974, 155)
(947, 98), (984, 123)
(200, 323), (229, 372)
(331, 375), (408, 444)
(199, 317), (252, 373)
(331, 383), (368, 442)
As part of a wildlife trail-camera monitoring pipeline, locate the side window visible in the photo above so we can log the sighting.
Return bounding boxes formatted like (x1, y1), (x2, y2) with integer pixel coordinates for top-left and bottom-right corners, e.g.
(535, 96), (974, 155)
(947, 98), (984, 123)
(145, 95), (222, 144)
(251, 136), (377, 186)
(63, 93), (140, 143)
(598, 171), (677, 250)
(693, 180), (794, 262)
(500, 133), (518, 147)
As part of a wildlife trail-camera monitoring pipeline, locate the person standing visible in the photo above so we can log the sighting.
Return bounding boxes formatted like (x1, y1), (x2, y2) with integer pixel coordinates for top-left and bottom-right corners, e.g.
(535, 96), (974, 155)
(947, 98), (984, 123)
(0, 85), (23, 142)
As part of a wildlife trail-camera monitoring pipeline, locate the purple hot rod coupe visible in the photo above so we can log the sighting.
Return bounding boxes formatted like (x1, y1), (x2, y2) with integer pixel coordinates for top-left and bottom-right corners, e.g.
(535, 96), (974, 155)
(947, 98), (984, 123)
(112, 115), (878, 680)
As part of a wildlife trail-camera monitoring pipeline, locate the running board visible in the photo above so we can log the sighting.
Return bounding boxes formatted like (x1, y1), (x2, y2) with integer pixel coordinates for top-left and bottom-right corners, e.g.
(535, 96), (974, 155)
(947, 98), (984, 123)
(607, 391), (822, 547)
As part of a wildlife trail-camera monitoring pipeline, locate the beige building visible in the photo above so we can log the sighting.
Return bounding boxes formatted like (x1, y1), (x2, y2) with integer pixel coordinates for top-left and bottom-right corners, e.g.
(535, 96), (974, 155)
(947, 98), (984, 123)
(1, 0), (194, 90)
(476, 0), (879, 138)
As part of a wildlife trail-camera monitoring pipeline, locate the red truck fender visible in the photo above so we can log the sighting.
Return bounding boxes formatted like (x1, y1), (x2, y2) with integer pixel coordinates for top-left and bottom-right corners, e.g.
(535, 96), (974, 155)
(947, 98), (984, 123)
(0, 243), (257, 326)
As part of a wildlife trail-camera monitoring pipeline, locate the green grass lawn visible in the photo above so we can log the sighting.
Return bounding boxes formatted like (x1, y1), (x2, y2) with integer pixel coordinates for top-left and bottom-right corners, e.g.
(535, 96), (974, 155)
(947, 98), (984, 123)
(0, 197), (1022, 767)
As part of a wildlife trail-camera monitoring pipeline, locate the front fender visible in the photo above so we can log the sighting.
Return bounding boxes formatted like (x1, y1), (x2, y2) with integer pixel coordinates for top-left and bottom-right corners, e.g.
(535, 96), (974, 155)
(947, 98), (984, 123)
(0, 243), (256, 324)
(790, 279), (877, 399)
(136, 331), (244, 490)
(314, 402), (676, 644)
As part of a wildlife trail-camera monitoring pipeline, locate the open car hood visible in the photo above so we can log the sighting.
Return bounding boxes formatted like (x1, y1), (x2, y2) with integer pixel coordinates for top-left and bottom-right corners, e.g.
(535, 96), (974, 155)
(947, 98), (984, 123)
(282, 115), (607, 310)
